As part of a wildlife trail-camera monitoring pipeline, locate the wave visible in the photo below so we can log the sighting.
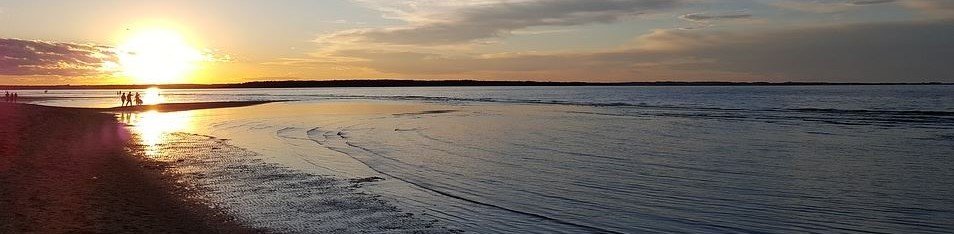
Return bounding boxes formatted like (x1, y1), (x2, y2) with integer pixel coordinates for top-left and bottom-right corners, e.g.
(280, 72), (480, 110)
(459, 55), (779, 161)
(150, 132), (454, 233)
(786, 108), (954, 117)
(32, 90), (954, 119)
(301, 94), (954, 118)
(299, 127), (627, 234)
(38, 90), (954, 128)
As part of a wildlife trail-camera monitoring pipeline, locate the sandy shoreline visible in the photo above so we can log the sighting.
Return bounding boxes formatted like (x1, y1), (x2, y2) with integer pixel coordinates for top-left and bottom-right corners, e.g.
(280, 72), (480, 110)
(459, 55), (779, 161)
(94, 101), (281, 112)
(0, 102), (262, 233)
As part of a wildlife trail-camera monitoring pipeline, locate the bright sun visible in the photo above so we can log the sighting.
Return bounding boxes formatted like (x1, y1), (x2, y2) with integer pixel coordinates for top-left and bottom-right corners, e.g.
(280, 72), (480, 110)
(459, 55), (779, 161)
(117, 28), (202, 84)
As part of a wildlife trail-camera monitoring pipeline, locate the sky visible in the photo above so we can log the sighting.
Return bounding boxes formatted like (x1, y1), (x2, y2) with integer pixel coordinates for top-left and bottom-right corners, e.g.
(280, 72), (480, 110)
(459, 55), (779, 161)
(1, 0), (952, 85)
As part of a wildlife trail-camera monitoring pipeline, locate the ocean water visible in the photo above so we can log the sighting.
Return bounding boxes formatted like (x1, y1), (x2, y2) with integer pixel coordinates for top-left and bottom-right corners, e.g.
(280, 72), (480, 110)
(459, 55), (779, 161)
(23, 86), (954, 233)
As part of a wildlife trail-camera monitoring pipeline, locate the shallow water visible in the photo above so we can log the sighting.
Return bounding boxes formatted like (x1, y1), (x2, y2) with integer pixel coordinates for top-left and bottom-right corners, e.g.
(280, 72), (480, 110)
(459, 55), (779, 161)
(138, 132), (452, 233)
(29, 86), (954, 233)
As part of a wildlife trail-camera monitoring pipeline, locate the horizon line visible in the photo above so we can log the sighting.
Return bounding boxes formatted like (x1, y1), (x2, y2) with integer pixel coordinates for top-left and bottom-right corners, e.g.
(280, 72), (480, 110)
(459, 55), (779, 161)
(1, 79), (951, 90)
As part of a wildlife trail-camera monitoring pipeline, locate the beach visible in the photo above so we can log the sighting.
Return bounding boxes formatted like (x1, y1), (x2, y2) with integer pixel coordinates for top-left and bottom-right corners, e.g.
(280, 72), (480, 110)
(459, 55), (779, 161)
(0, 102), (255, 233)
(3, 85), (954, 233)
(5, 0), (954, 231)
(0, 100), (454, 233)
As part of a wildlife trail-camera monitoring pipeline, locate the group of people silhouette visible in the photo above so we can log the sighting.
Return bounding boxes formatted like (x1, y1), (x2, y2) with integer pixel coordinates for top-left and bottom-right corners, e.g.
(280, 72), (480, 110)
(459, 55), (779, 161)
(119, 91), (143, 106)
(3, 91), (19, 103)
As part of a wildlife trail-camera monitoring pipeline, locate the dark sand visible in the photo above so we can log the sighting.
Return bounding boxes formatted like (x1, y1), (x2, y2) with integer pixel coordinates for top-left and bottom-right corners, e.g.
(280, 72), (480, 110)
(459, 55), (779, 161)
(94, 101), (279, 112)
(0, 102), (262, 233)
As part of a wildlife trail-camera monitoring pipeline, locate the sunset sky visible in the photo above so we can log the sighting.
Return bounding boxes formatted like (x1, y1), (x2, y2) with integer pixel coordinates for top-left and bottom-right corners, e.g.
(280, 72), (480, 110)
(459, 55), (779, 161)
(1, 0), (952, 85)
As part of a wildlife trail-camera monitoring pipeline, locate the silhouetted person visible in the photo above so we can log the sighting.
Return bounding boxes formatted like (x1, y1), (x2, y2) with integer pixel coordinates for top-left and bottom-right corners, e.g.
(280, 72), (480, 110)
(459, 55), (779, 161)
(134, 92), (143, 106)
(126, 92), (133, 106)
(120, 92), (127, 106)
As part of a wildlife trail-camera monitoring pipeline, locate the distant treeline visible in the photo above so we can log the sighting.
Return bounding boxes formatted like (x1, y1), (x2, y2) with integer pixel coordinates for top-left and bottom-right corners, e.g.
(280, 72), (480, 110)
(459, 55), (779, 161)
(1, 79), (950, 90)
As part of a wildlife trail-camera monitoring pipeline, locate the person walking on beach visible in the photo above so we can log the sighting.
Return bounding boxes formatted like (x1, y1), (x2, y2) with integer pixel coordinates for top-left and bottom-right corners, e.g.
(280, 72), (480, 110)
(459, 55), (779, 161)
(126, 92), (133, 106)
(134, 92), (142, 106)
(120, 92), (127, 106)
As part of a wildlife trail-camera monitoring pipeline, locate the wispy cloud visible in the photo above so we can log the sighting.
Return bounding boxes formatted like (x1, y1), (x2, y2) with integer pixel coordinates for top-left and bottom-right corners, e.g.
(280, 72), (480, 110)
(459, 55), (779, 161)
(677, 10), (753, 30)
(317, 19), (954, 82)
(0, 38), (117, 76)
(679, 12), (752, 22)
(771, 0), (896, 13)
(510, 28), (578, 35)
(325, 0), (686, 46)
(1, 38), (232, 78)
(769, 0), (953, 18)
(850, 0), (896, 5)
(293, 0), (954, 82)
(901, 0), (954, 17)
(626, 19), (954, 81)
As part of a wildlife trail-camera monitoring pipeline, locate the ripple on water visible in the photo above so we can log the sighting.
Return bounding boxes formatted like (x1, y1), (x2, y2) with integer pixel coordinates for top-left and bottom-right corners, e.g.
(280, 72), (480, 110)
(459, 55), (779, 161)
(144, 132), (458, 233)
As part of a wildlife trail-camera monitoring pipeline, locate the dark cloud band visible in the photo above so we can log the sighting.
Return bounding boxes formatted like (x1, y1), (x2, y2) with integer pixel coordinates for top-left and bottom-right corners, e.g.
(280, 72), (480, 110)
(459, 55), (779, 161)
(0, 38), (116, 76)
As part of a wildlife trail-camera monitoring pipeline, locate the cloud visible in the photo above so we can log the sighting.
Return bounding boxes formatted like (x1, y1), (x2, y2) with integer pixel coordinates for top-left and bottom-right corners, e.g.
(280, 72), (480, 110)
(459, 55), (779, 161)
(679, 12), (752, 22)
(321, 19), (954, 82)
(678, 11), (754, 30)
(510, 28), (578, 35)
(769, 0), (954, 18)
(771, 0), (896, 13)
(0, 38), (117, 76)
(629, 20), (954, 82)
(901, 0), (954, 17)
(850, 0), (896, 5)
(327, 0), (686, 45)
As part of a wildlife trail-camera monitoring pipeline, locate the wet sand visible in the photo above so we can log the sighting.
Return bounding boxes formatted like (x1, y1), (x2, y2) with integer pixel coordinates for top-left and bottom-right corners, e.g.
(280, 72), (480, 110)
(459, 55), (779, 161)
(95, 101), (280, 112)
(0, 102), (260, 233)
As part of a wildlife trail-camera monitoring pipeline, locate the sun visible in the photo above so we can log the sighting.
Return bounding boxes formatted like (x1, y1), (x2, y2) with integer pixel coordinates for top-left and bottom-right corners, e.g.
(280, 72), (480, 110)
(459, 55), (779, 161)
(116, 28), (203, 84)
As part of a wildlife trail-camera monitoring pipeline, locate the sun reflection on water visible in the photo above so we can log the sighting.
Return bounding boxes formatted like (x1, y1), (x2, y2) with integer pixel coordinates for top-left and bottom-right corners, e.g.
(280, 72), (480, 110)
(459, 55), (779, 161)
(118, 110), (193, 158)
(143, 87), (165, 105)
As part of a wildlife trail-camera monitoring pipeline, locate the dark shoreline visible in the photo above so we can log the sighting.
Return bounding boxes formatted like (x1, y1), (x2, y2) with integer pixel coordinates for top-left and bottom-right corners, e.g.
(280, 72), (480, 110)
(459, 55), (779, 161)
(90, 101), (280, 112)
(0, 102), (261, 233)
(2, 79), (951, 90)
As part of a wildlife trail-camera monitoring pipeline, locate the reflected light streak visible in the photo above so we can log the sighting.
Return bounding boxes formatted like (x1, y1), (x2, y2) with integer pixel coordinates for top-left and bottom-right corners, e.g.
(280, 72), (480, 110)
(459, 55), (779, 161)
(119, 110), (193, 158)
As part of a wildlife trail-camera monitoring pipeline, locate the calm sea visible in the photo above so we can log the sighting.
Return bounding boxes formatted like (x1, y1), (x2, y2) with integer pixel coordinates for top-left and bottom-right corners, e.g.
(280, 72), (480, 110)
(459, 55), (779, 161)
(21, 86), (954, 233)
